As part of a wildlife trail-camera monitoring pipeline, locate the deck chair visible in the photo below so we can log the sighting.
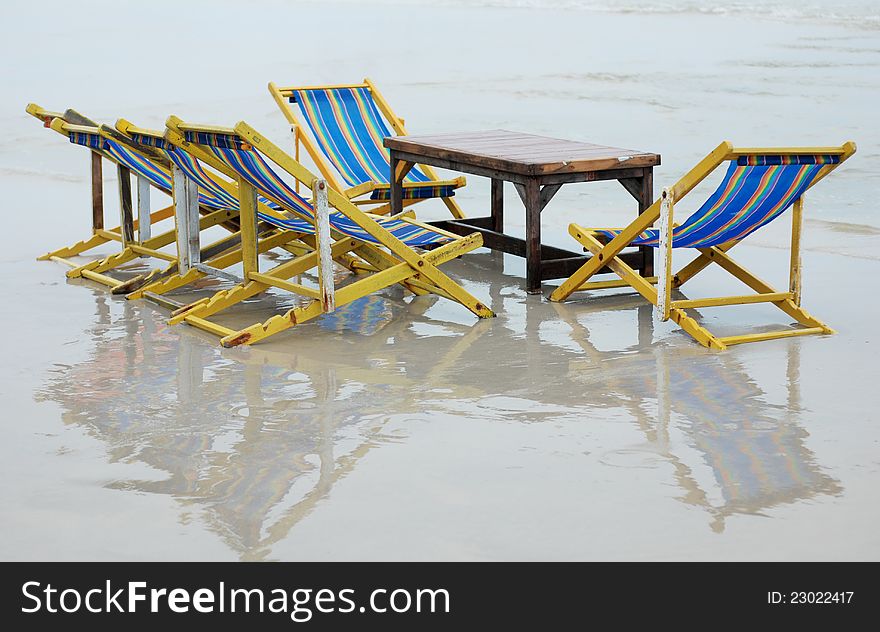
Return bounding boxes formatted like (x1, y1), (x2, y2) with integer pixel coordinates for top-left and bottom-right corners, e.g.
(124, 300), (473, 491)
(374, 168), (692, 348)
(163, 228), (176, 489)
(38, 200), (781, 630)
(164, 118), (493, 346)
(43, 119), (276, 294)
(123, 121), (380, 304)
(550, 140), (856, 350)
(26, 104), (195, 289)
(105, 120), (323, 305)
(44, 116), (315, 301)
(268, 79), (466, 218)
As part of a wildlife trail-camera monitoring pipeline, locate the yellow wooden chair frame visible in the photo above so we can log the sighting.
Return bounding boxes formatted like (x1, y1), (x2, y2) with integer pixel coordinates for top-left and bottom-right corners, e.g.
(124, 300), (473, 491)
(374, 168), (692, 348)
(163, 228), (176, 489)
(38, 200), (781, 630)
(268, 78), (466, 218)
(164, 118), (493, 347)
(550, 140), (856, 350)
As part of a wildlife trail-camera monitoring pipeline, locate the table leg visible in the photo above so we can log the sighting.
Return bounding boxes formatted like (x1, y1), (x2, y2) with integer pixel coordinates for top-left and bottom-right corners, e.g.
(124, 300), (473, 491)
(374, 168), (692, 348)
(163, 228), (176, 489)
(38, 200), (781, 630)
(524, 179), (542, 294)
(638, 168), (654, 277)
(491, 178), (503, 233)
(389, 152), (403, 216)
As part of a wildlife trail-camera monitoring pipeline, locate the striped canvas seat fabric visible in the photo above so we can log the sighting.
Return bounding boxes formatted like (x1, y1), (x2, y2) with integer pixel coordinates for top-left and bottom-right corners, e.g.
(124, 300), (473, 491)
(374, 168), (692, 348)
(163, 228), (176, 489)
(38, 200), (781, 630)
(129, 133), (238, 208)
(292, 87), (454, 200)
(184, 130), (456, 248)
(594, 155), (839, 249)
(368, 184), (457, 201)
(128, 132), (315, 234)
(68, 132), (233, 211)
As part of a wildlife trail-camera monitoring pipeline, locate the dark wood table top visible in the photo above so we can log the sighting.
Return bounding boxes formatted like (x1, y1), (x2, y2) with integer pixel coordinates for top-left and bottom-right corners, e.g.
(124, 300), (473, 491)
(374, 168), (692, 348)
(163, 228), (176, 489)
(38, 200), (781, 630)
(385, 129), (660, 177)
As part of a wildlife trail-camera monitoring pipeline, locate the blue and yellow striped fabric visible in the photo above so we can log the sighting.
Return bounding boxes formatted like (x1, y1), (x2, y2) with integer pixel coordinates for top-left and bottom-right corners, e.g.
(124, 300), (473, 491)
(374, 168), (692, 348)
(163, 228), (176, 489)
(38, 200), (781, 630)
(129, 133), (239, 210)
(594, 155), (838, 249)
(737, 154), (839, 166)
(128, 132), (314, 230)
(318, 294), (393, 335)
(369, 184), (457, 201)
(67, 131), (231, 211)
(183, 130), (455, 248)
(163, 145), (314, 234)
(292, 87), (454, 200)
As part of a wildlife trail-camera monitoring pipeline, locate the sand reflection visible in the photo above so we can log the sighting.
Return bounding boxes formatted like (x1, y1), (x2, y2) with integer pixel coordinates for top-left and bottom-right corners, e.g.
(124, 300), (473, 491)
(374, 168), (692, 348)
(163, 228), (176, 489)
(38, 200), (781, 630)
(36, 259), (841, 558)
(551, 297), (842, 533)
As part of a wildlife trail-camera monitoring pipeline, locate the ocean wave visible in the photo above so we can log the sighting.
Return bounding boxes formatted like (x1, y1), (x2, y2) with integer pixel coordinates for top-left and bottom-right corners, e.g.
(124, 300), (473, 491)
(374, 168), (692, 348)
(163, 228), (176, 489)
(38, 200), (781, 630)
(375, 0), (880, 31)
(808, 219), (880, 237)
(0, 166), (83, 183)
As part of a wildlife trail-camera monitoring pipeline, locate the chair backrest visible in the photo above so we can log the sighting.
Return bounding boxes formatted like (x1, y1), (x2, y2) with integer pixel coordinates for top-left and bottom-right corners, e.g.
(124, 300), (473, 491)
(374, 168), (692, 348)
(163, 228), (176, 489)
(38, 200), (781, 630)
(125, 129), (240, 209)
(66, 126), (174, 193)
(180, 128), (319, 223)
(171, 121), (456, 248)
(26, 104), (94, 128)
(56, 121), (241, 213)
(668, 154), (839, 248)
(291, 86), (431, 187)
(606, 143), (853, 250)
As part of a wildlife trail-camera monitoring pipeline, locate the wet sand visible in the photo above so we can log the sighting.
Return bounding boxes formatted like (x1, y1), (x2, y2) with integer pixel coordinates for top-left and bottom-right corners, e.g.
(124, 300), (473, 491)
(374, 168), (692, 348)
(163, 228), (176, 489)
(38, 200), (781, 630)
(1, 0), (879, 560)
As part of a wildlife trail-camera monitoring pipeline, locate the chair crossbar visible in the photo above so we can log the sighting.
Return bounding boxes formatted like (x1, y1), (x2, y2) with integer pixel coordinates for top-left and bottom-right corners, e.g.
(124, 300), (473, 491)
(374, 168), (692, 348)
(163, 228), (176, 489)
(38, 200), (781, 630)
(671, 292), (792, 309)
(718, 327), (827, 346)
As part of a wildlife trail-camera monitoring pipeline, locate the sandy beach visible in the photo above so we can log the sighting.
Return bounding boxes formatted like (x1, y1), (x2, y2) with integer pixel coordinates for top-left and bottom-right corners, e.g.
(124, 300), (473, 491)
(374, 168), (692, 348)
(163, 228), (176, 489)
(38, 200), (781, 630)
(1, 0), (878, 561)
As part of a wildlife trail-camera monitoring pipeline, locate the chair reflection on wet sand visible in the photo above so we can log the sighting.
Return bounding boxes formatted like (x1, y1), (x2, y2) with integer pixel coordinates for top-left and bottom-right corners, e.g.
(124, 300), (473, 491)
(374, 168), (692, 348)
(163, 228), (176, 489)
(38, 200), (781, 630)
(551, 299), (841, 532)
(35, 289), (490, 559)
(36, 270), (842, 554)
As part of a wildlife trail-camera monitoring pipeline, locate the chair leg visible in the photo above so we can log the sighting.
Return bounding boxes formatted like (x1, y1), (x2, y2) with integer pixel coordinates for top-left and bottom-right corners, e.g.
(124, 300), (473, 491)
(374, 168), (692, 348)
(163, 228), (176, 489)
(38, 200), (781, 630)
(667, 310), (728, 350)
(216, 233), (488, 346)
(132, 267), (204, 300)
(571, 227), (727, 350)
(130, 229), (302, 301)
(171, 238), (361, 325)
(37, 233), (111, 261)
(66, 206), (237, 288)
(441, 196), (466, 220)
(656, 187), (674, 321)
(66, 247), (137, 279)
(394, 233), (493, 318)
(699, 245), (833, 333)
(316, 186), (492, 317)
(551, 212), (662, 302)
(789, 197), (804, 306)
(313, 179), (336, 312)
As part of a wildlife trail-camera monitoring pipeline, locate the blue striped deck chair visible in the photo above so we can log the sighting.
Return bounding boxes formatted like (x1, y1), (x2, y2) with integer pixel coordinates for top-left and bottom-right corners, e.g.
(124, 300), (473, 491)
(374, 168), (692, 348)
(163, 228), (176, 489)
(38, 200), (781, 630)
(105, 120), (320, 304)
(32, 109), (248, 293)
(25, 104), (201, 280)
(163, 117), (493, 347)
(41, 115), (288, 298)
(268, 79), (466, 218)
(551, 140), (857, 350)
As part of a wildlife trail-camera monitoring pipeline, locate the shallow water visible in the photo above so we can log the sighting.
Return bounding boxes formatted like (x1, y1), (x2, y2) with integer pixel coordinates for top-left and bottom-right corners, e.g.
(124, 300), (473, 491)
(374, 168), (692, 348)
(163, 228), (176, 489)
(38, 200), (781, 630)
(1, 1), (878, 560)
(3, 247), (878, 560)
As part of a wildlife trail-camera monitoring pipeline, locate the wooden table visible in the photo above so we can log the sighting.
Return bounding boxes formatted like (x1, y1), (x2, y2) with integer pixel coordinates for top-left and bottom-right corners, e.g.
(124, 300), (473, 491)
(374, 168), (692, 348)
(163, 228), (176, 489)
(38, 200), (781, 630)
(385, 130), (660, 294)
